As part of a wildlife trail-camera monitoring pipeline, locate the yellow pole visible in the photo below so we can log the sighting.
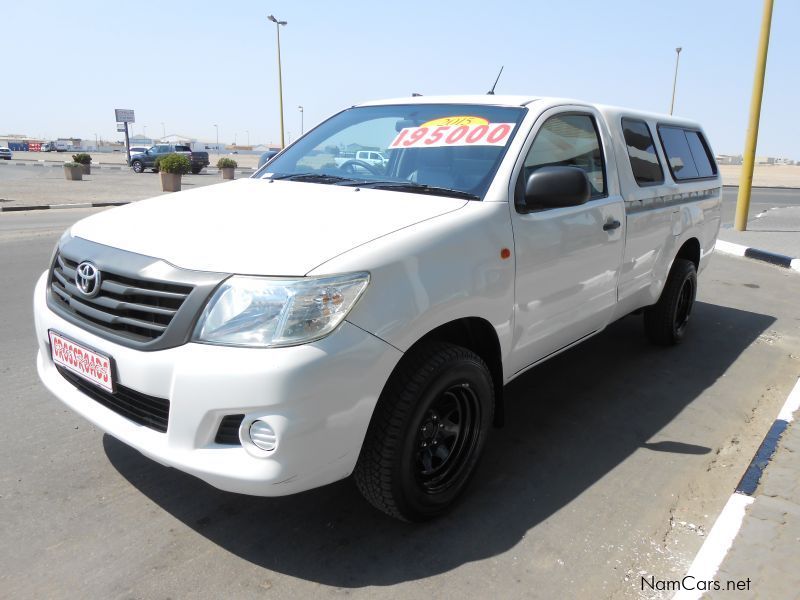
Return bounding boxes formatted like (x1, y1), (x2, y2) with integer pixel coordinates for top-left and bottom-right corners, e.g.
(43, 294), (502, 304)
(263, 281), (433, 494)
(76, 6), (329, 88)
(734, 0), (775, 231)
(276, 23), (285, 149)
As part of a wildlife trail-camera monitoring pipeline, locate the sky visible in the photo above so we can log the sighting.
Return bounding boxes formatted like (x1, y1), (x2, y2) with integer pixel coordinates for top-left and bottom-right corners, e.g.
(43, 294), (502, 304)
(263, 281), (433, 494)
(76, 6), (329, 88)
(2, 0), (797, 157)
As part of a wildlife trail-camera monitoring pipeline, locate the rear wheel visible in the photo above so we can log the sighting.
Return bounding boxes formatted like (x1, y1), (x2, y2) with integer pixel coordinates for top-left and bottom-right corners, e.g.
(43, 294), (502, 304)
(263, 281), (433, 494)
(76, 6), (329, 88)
(131, 160), (144, 173)
(643, 258), (697, 345)
(354, 342), (493, 521)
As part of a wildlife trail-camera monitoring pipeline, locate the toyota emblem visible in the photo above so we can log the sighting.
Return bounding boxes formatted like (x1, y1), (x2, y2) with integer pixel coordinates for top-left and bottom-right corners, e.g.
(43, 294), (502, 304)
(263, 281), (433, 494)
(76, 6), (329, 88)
(75, 262), (102, 297)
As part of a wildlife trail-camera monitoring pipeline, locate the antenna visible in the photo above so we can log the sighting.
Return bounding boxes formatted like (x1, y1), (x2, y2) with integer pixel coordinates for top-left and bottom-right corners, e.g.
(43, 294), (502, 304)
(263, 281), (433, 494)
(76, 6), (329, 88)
(487, 66), (504, 95)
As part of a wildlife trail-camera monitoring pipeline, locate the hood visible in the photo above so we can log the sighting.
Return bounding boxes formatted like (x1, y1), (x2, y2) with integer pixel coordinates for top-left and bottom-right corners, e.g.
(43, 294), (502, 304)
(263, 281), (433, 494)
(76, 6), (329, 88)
(69, 178), (467, 275)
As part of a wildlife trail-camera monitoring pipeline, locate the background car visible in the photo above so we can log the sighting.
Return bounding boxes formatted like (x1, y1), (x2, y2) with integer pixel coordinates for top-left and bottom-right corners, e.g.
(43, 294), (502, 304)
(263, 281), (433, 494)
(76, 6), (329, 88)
(0, 147), (12, 160)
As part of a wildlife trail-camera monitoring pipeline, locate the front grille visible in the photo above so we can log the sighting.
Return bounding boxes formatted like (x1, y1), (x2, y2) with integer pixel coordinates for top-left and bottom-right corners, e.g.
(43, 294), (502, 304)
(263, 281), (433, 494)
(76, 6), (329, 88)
(56, 366), (170, 433)
(50, 253), (193, 343)
(215, 414), (245, 445)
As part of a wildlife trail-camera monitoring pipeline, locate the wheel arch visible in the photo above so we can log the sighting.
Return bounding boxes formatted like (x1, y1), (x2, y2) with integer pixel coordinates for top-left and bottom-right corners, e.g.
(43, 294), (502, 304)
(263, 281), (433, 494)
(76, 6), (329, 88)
(396, 316), (505, 427)
(675, 237), (700, 271)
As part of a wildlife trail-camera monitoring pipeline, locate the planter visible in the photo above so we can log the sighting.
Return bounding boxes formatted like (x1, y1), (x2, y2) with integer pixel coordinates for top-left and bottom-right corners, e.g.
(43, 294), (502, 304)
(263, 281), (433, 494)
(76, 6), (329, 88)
(221, 167), (235, 180)
(64, 165), (83, 181)
(80, 164), (91, 175)
(160, 172), (182, 192)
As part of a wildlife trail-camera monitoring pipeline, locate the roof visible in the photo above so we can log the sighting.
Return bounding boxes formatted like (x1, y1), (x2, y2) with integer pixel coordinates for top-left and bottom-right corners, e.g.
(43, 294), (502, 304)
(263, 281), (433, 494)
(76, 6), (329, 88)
(356, 94), (539, 107)
(356, 95), (705, 129)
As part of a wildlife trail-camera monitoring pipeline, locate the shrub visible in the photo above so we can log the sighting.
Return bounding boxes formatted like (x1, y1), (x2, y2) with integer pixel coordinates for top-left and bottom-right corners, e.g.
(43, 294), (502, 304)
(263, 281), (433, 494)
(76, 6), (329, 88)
(63, 162), (80, 168)
(158, 153), (191, 175)
(216, 157), (238, 169)
(72, 153), (92, 165)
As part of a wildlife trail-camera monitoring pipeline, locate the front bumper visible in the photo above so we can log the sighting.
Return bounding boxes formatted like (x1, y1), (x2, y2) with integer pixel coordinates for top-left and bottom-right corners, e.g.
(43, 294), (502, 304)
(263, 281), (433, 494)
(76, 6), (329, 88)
(33, 271), (402, 496)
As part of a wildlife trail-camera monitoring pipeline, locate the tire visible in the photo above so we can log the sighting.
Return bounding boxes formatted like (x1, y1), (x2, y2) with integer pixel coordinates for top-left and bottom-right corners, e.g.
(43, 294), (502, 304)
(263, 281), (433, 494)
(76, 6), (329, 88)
(643, 258), (697, 346)
(131, 160), (144, 173)
(354, 342), (494, 521)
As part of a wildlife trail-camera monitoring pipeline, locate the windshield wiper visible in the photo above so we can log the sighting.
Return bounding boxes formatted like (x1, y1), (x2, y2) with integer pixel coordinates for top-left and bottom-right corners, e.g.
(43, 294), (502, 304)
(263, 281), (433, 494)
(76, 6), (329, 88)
(269, 173), (359, 184)
(356, 181), (479, 200)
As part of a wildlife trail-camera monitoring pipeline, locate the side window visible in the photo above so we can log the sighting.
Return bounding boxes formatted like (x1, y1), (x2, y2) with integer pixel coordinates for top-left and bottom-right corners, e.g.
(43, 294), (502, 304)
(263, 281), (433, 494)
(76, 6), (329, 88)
(685, 131), (716, 177)
(658, 126), (717, 181)
(621, 118), (663, 185)
(523, 113), (606, 199)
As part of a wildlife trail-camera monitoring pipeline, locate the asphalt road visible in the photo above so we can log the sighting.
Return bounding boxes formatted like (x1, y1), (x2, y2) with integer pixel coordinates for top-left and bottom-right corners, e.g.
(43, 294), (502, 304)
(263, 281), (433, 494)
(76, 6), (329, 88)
(721, 186), (800, 226)
(1, 208), (799, 599)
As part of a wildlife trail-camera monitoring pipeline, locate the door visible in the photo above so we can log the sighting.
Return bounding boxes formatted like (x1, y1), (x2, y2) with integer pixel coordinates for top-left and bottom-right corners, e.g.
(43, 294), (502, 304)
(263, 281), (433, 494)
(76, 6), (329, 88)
(509, 108), (625, 375)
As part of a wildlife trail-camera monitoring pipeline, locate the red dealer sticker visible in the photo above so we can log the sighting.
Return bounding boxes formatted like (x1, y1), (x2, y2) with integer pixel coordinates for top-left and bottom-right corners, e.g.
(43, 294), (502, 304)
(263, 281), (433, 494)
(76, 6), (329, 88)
(49, 330), (114, 392)
(389, 122), (515, 149)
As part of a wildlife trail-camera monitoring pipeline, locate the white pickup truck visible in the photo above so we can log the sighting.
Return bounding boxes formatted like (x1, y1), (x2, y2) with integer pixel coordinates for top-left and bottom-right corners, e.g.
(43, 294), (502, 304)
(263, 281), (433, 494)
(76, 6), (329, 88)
(34, 95), (721, 521)
(333, 149), (389, 171)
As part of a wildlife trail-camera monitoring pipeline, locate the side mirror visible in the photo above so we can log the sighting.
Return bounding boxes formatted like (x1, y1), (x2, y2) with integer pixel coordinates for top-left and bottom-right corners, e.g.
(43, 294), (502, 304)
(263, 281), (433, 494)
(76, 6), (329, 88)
(522, 166), (592, 211)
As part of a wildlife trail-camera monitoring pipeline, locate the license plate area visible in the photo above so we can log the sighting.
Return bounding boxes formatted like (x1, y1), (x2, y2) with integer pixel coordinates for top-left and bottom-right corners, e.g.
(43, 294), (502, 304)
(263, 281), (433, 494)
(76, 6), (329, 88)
(49, 330), (115, 393)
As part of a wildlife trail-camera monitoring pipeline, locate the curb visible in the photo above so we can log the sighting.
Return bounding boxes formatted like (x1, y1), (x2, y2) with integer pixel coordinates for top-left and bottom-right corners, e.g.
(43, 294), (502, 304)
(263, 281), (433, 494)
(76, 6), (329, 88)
(0, 201), (131, 213)
(674, 377), (800, 600)
(714, 239), (800, 273)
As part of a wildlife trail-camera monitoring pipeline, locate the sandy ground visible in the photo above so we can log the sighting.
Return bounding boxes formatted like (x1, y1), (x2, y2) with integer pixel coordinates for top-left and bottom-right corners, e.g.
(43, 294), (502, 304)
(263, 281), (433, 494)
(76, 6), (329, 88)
(6, 152), (800, 187)
(717, 164), (800, 188)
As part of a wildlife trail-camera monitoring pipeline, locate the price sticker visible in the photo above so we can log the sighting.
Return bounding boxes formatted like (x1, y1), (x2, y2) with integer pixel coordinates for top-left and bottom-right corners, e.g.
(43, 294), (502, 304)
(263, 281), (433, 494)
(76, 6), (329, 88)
(389, 122), (515, 149)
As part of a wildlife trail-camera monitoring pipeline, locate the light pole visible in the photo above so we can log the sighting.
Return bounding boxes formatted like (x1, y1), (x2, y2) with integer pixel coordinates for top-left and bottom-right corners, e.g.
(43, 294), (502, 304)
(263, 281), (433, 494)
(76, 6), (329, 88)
(268, 14), (287, 148)
(213, 124), (218, 150)
(298, 105), (304, 136)
(735, 0), (775, 231)
(669, 47), (682, 115)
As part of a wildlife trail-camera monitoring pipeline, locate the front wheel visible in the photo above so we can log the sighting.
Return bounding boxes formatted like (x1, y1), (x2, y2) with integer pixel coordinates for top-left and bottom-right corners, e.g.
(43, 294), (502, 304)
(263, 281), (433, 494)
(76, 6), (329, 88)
(643, 258), (697, 345)
(354, 342), (493, 521)
(131, 160), (144, 173)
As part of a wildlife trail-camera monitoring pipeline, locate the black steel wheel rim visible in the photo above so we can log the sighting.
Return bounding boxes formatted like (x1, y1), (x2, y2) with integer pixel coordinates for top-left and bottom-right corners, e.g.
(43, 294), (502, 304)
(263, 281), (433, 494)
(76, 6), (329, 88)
(675, 278), (694, 332)
(414, 382), (481, 494)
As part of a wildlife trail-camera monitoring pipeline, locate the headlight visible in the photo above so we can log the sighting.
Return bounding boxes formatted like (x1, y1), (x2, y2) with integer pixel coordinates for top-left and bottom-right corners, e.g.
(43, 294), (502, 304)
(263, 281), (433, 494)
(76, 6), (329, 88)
(192, 272), (370, 348)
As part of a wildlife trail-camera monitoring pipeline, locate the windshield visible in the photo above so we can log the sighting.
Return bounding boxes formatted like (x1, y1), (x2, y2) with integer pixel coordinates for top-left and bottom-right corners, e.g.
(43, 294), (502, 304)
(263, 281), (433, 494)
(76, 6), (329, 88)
(254, 103), (526, 200)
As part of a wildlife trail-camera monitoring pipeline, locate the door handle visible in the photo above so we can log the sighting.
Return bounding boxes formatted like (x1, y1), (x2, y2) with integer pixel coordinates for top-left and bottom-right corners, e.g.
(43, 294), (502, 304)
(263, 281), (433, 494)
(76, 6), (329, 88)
(603, 219), (621, 231)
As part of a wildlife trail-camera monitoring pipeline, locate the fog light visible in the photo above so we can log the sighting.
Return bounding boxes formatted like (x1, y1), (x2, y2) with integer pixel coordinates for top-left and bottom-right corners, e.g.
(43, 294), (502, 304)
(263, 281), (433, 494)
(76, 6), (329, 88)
(249, 420), (277, 452)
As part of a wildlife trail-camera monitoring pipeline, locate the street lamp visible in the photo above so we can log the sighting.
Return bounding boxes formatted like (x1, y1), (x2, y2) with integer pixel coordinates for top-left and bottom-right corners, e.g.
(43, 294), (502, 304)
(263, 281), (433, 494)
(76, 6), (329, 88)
(669, 47), (682, 115)
(268, 14), (287, 148)
(213, 124), (218, 150)
(298, 105), (304, 136)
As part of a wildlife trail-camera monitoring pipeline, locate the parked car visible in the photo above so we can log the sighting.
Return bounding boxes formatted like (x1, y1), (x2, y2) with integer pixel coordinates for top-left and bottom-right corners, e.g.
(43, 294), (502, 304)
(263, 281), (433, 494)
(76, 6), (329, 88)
(0, 147), (12, 160)
(333, 150), (389, 172)
(129, 144), (210, 174)
(41, 142), (55, 152)
(257, 149), (279, 168)
(34, 95), (721, 521)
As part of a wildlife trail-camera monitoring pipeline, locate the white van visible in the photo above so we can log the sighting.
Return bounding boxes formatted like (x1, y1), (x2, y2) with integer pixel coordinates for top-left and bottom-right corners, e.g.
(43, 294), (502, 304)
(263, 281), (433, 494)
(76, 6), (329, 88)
(34, 95), (721, 521)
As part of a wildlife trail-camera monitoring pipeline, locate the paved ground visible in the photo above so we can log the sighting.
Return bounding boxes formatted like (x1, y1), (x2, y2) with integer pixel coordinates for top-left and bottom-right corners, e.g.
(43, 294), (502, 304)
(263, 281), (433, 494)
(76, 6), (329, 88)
(1, 208), (798, 599)
(719, 205), (800, 259)
(0, 163), (240, 207)
(7, 150), (263, 168)
(2, 161), (798, 214)
(708, 417), (800, 600)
